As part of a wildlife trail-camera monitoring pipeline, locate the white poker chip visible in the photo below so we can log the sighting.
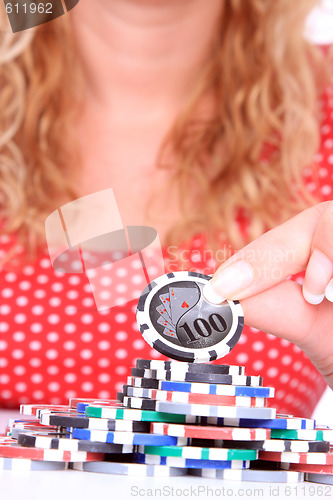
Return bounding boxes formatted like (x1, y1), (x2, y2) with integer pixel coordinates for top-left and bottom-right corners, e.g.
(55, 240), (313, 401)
(136, 271), (244, 362)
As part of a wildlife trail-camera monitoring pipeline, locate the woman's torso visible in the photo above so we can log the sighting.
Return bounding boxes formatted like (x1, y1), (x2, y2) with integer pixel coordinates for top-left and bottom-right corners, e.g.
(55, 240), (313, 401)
(0, 79), (333, 417)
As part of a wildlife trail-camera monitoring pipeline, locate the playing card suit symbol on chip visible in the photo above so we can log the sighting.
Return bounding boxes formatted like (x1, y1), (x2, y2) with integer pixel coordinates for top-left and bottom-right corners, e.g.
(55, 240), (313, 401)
(181, 301), (189, 309)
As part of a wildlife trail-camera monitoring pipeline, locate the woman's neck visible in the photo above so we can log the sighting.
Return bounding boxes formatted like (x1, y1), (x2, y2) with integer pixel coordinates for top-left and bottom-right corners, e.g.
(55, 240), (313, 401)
(71, 0), (223, 119)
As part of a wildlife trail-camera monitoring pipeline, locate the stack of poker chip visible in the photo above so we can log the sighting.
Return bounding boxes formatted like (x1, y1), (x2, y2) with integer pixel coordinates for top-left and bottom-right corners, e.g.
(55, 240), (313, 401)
(15, 398), (191, 477)
(117, 359), (332, 483)
(0, 401), (108, 471)
(1, 359), (332, 484)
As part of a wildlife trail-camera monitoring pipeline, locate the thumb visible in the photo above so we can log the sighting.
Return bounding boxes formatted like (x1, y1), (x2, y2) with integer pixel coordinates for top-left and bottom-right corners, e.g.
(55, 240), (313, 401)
(203, 202), (330, 303)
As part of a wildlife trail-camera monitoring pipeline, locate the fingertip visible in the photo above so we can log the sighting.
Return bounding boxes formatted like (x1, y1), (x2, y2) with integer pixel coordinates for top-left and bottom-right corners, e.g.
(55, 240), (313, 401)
(203, 283), (226, 304)
(325, 279), (333, 303)
(302, 287), (325, 305)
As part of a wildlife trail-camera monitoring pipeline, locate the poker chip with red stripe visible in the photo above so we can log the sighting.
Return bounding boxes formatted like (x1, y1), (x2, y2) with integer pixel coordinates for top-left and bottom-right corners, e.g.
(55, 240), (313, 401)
(69, 398), (118, 409)
(150, 422), (271, 441)
(0, 437), (105, 462)
(20, 404), (70, 417)
(281, 462), (333, 474)
(259, 450), (333, 465)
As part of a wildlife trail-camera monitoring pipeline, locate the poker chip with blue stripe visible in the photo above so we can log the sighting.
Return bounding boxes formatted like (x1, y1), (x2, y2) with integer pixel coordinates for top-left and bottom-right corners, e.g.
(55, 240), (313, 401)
(126, 377), (275, 398)
(199, 415), (316, 429)
(71, 428), (189, 446)
(134, 453), (251, 469)
(136, 271), (244, 362)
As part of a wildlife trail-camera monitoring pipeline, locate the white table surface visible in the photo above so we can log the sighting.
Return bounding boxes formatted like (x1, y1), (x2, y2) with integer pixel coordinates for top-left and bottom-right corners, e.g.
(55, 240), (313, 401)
(1, 468), (332, 500)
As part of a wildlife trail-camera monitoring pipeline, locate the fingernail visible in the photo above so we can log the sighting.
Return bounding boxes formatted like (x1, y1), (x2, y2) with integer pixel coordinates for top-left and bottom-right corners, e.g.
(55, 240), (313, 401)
(203, 283), (226, 304)
(303, 249), (333, 304)
(325, 279), (333, 302)
(302, 288), (325, 305)
(204, 260), (254, 303)
(311, 249), (333, 285)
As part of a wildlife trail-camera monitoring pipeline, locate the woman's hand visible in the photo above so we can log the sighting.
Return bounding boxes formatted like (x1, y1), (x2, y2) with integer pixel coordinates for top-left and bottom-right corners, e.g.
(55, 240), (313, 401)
(204, 201), (333, 389)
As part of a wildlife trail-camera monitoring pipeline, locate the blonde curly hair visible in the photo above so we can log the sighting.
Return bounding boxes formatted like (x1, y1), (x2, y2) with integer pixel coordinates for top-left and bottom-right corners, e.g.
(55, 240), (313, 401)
(0, 0), (331, 259)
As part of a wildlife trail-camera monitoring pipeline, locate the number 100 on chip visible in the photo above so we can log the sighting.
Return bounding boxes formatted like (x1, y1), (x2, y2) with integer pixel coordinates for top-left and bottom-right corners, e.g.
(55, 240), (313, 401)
(136, 271), (244, 363)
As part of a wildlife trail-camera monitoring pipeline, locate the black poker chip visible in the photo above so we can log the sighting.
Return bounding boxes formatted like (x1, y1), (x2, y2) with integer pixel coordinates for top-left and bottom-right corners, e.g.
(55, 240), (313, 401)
(35, 413), (151, 432)
(189, 438), (330, 453)
(135, 359), (245, 375)
(136, 271), (244, 362)
(130, 368), (263, 387)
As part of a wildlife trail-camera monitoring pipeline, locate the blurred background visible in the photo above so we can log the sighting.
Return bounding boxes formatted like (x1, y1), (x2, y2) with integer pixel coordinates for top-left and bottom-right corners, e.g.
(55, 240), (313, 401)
(303, 0), (333, 428)
(306, 0), (333, 43)
(0, 0), (333, 432)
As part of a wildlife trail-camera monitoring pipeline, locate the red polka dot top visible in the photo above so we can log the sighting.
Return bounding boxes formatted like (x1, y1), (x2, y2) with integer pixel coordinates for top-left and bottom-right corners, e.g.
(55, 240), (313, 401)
(0, 84), (333, 417)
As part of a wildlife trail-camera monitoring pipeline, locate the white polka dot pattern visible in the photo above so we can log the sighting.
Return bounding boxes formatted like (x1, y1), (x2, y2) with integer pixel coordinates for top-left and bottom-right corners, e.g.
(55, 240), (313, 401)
(1, 83), (333, 414)
(0, 230), (327, 416)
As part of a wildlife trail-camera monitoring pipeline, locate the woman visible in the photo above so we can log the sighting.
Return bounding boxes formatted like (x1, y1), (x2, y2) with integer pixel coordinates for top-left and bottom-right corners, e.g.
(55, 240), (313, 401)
(0, 0), (332, 417)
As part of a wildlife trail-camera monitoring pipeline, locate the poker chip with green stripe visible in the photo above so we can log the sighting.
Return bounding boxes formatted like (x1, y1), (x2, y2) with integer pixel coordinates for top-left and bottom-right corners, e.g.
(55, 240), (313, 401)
(137, 444), (258, 461)
(136, 271), (244, 362)
(270, 428), (333, 441)
(84, 405), (199, 423)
